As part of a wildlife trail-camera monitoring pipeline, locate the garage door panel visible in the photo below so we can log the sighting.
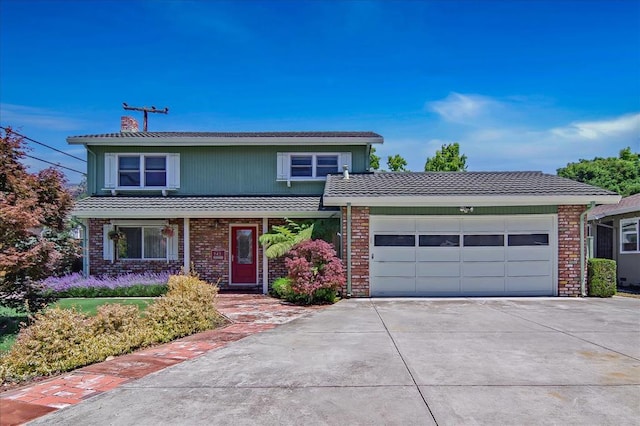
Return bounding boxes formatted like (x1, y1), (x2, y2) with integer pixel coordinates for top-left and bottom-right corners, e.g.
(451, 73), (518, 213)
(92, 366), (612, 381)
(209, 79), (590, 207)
(373, 247), (415, 262)
(417, 262), (460, 277)
(371, 261), (415, 277)
(416, 248), (460, 262)
(507, 247), (551, 261)
(507, 261), (552, 277)
(507, 217), (553, 232)
(372, 277), (416, 295)
(370, 215), (554, 297)
(416, 277), (460, 293)
(463, 218), (506, 232)
(461, 277), (505, 293)
(416, 218), (460, 232)
(462, 262), (505, 277)
(506, 276), (553, 293)
(374, 218), (415, 232)
(463, 248), (505, 262)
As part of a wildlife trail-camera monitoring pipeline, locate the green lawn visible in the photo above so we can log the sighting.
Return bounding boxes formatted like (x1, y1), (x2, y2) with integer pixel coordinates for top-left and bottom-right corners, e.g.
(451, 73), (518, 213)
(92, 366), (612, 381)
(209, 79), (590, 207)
(53, 298), (156, 316)
(0, 298), (156, 353)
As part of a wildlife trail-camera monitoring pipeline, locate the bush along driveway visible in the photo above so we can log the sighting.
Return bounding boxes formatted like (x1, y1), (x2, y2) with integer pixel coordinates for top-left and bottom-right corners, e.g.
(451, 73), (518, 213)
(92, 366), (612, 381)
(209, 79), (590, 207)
(18, 296), (640, 426)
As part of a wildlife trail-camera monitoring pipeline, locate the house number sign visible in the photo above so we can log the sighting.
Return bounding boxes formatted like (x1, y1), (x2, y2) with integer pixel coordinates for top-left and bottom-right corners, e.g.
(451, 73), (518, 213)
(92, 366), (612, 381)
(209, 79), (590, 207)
(211, 250), (225, 260)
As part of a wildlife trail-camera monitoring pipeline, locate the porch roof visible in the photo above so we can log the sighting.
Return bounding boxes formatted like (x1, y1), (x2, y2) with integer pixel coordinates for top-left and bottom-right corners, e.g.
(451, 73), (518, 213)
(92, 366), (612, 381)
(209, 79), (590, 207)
(72, 196), (338, 219)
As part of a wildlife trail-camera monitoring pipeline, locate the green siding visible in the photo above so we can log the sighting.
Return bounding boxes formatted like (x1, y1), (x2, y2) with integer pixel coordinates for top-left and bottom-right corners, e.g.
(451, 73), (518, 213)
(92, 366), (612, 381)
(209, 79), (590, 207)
(89, 145), (368, 196)
(370, 206), (558, 215)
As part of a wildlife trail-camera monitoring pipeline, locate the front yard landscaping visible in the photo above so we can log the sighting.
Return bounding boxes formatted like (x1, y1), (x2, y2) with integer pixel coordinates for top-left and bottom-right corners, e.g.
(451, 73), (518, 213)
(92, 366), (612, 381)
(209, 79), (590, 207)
(0, 274), (227, 386)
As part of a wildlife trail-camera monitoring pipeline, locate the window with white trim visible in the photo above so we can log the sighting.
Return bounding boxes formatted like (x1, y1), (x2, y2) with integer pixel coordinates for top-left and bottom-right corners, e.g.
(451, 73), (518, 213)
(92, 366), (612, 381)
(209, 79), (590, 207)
(104, 153), (180, 190)
(277, 152), (351, 181)
(620, 218), (639, 253)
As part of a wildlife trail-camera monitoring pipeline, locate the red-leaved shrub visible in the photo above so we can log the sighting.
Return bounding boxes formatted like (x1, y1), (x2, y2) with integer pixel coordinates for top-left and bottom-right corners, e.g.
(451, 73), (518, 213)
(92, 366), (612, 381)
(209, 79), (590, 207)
(285, 239), (345, 302)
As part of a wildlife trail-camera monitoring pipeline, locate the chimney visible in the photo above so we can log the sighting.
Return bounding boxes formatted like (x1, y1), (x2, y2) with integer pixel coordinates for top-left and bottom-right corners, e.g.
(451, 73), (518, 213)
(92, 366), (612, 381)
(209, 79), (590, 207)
(120, 116), (139, 132)
(343, 164), (350, 179)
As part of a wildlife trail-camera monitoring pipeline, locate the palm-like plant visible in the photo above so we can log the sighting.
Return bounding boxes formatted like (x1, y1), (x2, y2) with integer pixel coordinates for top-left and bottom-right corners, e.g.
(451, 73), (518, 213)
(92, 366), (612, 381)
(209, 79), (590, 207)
(259, 219), (314, 259)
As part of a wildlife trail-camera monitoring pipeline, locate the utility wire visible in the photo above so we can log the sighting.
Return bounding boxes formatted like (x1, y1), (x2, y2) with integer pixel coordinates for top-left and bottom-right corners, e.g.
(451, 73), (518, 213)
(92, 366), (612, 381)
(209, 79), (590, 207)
(0, 126), (87, 163)
(24, 153), (86, 176)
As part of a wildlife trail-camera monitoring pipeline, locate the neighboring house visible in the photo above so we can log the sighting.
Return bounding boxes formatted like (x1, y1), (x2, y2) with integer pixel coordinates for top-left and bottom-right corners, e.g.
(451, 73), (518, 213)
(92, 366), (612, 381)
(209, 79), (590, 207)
(588, 193), (640, 287)
(69, 120), (620, 297)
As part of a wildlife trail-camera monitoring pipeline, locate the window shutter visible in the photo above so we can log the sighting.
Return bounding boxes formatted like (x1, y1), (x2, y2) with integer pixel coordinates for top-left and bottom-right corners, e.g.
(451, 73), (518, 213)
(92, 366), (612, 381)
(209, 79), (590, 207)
(167, 153), (180, 189)
(104, 153), (117, 189)
(276, 153), (288, 181)
(103, 224), (114, 261)
(168, 225), (179, 260)
(341, 152), (352, 171)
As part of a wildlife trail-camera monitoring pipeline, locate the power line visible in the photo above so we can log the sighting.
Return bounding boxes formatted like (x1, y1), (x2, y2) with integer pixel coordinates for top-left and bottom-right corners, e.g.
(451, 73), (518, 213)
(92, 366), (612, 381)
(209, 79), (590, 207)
(24, 153), (86, 176)
(0, 126), (87, 163)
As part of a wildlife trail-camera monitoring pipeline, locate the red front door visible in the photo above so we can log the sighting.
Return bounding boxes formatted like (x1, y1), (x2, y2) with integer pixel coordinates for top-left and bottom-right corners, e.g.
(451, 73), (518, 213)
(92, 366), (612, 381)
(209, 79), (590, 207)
(231, 226), (257, 284)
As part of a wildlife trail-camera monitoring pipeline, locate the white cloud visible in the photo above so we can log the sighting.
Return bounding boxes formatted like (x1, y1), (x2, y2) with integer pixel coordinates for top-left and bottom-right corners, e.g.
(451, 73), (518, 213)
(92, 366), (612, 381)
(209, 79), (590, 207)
(550, 113), (640, 140)
(401, 93), (640, 173)
(0, 103), (86, 131)
(427, 92), (499, 124)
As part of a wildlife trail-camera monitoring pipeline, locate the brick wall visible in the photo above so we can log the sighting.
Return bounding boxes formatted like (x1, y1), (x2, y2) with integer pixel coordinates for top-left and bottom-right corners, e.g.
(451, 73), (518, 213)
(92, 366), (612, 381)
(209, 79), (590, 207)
(341, 206), (370, 297)
(189, 218), (265, 287)
(267, 218), (287, 289)
(558, 205), (587, 296)
(88, 218), (183, 277)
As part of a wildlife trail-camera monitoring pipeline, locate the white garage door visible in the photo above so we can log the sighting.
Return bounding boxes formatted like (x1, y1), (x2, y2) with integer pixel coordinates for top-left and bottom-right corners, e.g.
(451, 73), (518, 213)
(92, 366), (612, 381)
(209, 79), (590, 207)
(370, 215), (556, 297)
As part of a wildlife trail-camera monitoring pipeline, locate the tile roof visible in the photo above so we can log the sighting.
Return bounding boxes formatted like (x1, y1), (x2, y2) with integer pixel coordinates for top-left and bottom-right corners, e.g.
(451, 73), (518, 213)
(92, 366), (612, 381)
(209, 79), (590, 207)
(588, 193), (640, 220)
(69, 131), (382, 139)
(72, 196), (336, 218)
(324, 172), (618, 197)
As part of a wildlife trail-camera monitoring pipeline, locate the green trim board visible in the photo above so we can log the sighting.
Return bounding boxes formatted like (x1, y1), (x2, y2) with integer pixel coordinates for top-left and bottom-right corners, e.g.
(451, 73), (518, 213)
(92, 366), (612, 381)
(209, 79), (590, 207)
(370, 206), (558, 215)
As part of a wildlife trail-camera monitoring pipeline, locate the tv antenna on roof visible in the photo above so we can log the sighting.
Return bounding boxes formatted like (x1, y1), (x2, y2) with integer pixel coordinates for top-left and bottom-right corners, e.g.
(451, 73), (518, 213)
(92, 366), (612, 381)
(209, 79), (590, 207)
(122, 103), (169, 131)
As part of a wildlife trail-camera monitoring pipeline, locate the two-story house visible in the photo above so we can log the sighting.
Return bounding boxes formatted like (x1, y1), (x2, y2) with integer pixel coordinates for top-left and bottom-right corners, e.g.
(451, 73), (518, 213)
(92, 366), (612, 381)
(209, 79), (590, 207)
(70, 119), (620, 297)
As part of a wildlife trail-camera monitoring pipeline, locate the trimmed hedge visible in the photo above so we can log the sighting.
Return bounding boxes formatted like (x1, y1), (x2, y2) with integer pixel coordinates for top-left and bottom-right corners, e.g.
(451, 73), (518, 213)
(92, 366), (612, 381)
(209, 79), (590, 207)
(0, 274), (226, 383)
(588, 258), (617, 297)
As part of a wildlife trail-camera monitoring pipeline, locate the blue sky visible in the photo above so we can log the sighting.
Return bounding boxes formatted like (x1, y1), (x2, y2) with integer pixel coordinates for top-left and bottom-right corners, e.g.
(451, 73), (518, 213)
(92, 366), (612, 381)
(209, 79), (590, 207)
(1, 0), (638, 183)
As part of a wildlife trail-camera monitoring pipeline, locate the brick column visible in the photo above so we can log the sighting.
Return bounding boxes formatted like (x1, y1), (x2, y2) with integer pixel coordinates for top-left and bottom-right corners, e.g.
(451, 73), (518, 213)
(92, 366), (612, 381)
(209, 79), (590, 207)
(341, 206), (370, 297)
(557, 205), (587, 296)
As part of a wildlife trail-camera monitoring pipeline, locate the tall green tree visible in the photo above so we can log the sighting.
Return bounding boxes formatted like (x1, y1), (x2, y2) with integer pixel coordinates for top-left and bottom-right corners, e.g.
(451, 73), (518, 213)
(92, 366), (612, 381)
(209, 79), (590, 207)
(387, 154), (408, 172)
(369, 146), (381, 171)
(557, 147), (640, 197)
(425, 142), (468, 172)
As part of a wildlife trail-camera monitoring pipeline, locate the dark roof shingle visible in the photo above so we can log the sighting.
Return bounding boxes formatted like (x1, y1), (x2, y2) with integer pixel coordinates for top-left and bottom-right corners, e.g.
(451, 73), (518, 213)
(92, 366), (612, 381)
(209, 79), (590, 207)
(73, 195), (335, 217)
(69, 131), (382, 139)
(324, 172), (618, 198)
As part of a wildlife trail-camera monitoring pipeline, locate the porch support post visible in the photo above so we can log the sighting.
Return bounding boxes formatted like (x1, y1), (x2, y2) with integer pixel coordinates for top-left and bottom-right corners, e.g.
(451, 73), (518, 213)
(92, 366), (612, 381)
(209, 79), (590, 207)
(183, 218), (190, 272)
(262, 217), (268, 294)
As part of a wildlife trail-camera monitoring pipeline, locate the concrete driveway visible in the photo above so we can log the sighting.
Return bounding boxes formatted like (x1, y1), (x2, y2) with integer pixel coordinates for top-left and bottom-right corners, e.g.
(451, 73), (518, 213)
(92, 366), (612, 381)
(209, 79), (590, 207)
(32, 297), (640, 425)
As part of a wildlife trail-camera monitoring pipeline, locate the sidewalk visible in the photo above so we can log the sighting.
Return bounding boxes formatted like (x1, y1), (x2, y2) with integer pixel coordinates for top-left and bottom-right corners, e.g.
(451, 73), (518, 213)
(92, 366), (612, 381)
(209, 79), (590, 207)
(0, 294), (327, 426)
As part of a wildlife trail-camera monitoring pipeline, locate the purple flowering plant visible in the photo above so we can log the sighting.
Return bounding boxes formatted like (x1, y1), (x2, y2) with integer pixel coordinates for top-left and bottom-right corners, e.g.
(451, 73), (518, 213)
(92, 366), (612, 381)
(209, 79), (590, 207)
(41, 272), (171, 292)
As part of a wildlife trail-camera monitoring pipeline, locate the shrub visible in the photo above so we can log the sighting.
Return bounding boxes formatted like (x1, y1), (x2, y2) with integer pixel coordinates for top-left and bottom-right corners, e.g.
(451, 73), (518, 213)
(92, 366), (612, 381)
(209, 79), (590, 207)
(143, 275), (225, 344)
(588, 258), (617, 297)
(0, 274), (227, 384)
(271, 277), (293, 298)
(284, 240), (345, 304)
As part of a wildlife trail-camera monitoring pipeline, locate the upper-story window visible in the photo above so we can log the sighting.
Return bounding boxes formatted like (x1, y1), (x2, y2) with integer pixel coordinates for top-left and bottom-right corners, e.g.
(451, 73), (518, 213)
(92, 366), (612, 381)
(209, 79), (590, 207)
(118, 155), (167, 187)
(104, 153), (180, 191)
(620, 218), (639, 253)
(277, 152), (351, 182)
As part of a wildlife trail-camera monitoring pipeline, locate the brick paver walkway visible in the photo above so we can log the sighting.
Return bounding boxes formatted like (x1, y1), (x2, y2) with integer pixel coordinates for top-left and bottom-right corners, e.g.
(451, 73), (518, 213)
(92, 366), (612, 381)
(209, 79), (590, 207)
(0, 294), (326, 426)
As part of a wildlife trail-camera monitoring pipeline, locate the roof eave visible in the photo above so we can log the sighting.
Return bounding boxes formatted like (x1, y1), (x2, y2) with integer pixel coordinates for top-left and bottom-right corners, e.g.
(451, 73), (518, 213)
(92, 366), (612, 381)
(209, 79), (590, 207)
(588, 204), (640, 220)
(322, 194), (622, 207)
(67, 136), (384, 146)
(71, 208), (338, 219)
